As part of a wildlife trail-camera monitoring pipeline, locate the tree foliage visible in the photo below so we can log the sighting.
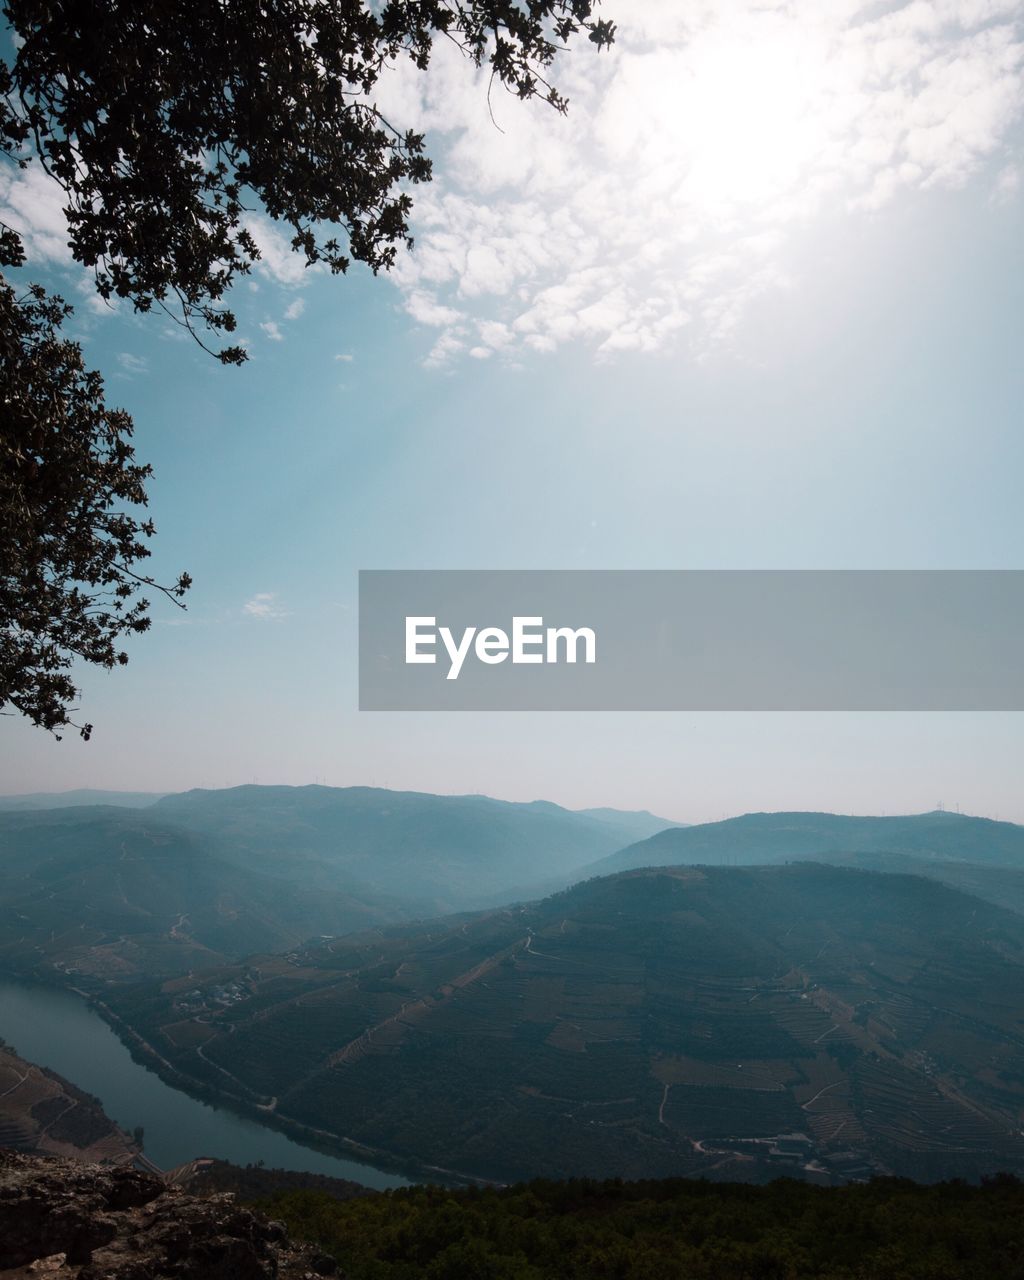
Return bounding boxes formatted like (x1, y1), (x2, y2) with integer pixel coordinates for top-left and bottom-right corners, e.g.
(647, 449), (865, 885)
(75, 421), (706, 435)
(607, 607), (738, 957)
(0, 231), (189, 738)
(0, 0), (613, 735)
(1, 0), (613, 361)
(257, 1174), (1024, 1280)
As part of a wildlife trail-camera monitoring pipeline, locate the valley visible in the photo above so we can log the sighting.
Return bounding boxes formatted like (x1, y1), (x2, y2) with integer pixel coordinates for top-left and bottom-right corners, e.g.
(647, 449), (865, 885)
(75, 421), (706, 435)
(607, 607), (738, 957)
(104, 862), (1024, 1185)
(3, 789), (1024, 1193)
(0, 976), (410, 1188)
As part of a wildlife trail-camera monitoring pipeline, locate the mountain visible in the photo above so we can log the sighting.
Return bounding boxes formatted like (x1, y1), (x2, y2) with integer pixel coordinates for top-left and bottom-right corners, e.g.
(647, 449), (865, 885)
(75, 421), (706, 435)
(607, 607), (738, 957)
(573, 807), (687, 842)
(112, 863), (1024, 1185)
(150, 785), (677, 910)
(584, 810), (1024, 880)
(0, 790), (167, 810)
(0, 807), (408, 981)
(0, 786), (680, 980)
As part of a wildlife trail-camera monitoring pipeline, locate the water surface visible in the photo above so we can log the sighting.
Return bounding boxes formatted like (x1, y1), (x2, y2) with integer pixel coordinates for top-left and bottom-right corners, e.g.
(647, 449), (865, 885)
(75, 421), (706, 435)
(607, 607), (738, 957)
(0, 976), (410, 1189)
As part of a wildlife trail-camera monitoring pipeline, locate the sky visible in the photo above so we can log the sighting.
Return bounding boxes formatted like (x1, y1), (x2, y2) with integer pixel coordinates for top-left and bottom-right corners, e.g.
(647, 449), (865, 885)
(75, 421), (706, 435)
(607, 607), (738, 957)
(2, 0), (1024, 823)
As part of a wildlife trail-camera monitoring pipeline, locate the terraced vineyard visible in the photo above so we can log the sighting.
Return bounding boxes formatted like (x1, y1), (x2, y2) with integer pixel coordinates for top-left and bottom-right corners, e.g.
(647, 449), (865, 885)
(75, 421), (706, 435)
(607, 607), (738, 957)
(110, 865), (1024, 1184)
(0, 1043), (138, 1164)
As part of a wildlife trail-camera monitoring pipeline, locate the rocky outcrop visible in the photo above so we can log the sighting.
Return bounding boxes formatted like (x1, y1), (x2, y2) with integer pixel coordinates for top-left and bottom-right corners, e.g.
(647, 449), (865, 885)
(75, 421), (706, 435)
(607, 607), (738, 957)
(0, 1150), (338, 1278)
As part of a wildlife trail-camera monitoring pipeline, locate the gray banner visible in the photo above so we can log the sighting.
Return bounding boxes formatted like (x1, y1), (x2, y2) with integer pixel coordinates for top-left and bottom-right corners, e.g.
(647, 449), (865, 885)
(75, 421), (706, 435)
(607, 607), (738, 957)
(358, 570), (1024, 710)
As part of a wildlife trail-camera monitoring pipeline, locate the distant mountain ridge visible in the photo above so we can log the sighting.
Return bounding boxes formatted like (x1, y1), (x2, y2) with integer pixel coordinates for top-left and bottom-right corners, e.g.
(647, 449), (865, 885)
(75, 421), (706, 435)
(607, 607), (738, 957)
(0, 786), (682, 981)
(584, 809), (1024, 879)
(0, 789), (167, 810)
(149, 784), (680, 909)
(573, 806), (688, 841)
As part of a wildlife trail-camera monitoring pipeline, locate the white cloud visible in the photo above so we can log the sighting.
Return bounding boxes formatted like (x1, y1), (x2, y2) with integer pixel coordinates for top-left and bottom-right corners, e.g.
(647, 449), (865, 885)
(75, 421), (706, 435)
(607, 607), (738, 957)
(993, 159), (1022, 199)
(283, 297), (306, 321)
(259, 320), (283, 341)
(243, 592), (289, 620)
(116, 352), (149, 376)
(334, 352), (354, 362)
(75, 276), (120, 317)
(377, 0), (1024, 364)
(243, 214), (313, 287)
(404, 290), (463, 326)
(85, 294), (116, 316)
(0, 165), (70, 262)
(423, 330), (467, 368)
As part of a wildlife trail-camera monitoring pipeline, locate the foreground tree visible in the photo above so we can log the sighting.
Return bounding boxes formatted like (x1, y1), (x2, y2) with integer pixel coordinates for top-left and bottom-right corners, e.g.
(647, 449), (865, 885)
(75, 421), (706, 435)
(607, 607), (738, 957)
(0, 230), (190, 738)
(0, 0), (613, 734)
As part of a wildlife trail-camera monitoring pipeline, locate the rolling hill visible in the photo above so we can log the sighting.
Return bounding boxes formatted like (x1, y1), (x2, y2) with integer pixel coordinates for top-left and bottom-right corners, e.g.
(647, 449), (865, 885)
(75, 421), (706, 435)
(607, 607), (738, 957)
(112, 863), (1024, 1185)
(796, 849), (1024, 917)
(0, 807), (408, 980)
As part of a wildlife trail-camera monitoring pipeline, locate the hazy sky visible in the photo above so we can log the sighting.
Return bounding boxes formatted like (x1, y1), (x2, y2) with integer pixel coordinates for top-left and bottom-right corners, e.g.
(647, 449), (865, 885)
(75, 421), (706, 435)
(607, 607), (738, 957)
(2, 1), (1024, 822)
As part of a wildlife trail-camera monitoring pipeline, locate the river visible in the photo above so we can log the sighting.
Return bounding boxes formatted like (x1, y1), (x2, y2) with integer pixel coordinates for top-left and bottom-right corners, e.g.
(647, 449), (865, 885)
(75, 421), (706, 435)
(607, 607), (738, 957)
(0, 977), (411, 1190)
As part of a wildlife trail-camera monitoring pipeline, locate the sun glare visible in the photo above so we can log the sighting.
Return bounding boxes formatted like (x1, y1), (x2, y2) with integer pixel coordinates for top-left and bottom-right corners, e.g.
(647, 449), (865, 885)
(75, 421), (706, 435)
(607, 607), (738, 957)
(608, 22), (836, 218)
(679, 34), (829, 209)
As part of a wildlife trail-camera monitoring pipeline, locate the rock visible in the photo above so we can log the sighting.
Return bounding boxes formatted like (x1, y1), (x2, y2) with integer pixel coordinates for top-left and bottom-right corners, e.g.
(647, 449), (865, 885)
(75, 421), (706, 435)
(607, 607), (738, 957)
(0, 1150), (339, 1278)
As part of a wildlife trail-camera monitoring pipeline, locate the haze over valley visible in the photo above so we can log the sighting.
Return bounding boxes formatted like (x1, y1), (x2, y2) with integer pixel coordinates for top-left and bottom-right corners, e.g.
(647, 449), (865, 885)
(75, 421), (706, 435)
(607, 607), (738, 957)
(3, 785), (1024, 1191)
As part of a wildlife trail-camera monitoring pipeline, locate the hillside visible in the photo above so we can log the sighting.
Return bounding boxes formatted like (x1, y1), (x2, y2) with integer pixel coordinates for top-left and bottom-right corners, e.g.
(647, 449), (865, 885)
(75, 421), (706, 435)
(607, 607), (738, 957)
(805, 850), (1024, 917)
(0, 1042), (138, 1164)
(0, 807), (407, 981)
(111, 863), (1024, 1185)
(150, 785), (677, 910)
(584, 810), (1024, 879)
